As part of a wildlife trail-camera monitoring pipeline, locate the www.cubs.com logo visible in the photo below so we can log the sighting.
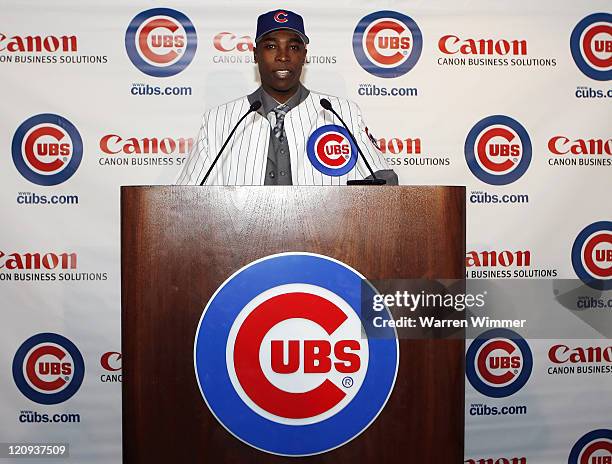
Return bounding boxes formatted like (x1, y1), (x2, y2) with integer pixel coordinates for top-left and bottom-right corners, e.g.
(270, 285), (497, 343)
(353, 11), (422, 78)
(12, 333), (84, 405)
(465, 115), (532, 185)
(11, 114), (83, 186)
(306, 125), (358, 177)
(572, 221), (612, 291)
(194, 253), (398, 456)
(466, 329), (533, 398)
(570, 13), (612, 81)
(569, 429), (612, 464)
(125, 8), (197, 77)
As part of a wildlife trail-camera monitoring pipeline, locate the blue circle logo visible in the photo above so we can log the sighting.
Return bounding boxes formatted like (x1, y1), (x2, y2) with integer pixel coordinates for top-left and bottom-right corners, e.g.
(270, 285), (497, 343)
(12, 333), (85, 405)
(306, 125), (358, 177)
(570, 13), (612, 81)
(572, 221), (612, 290)
(353, 11), (422, 78)
(465, 115), (532, 185)
(568, 429), (612, 464)
(125, 8), (197, 77)
(466, 329), (532, 398)
(12, 114), (83, 186)
(194, 252), (399, 456)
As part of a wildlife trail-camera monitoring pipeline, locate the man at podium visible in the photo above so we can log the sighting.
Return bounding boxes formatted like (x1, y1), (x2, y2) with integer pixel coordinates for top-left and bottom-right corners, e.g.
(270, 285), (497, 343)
(176, 9), (398, 186)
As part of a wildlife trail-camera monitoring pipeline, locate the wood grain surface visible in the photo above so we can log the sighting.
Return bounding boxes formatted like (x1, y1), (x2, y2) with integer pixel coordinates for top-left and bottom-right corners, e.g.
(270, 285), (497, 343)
(122, 186), (465, 463)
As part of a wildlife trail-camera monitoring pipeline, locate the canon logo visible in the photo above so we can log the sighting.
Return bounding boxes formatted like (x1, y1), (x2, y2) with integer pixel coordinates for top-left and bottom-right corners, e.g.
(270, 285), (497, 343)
(376, 137), (422, 155)
(213, 32), (253, 52)
(465, 458), (526, 464)
(548, 136), (612, 156)
(466, 250), (531, 268)
(0, 251), (77, 270)
(549, 345), (612, 364)
(439, 35), (527, 55)
(99, 135), (194, 155)
(0, 33), (77, 52)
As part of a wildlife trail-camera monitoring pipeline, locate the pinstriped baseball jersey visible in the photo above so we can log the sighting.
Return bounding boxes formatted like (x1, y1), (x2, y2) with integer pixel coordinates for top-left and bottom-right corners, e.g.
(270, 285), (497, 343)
(175, 89), (392, 186)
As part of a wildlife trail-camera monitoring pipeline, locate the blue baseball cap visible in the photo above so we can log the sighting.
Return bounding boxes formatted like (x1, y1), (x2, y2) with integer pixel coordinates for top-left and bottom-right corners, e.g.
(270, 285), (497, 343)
(255, 9), (309, 44)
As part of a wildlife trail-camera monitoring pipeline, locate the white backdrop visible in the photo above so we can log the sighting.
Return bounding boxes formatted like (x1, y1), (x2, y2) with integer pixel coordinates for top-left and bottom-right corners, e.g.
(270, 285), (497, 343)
(1, 1), (610, 462)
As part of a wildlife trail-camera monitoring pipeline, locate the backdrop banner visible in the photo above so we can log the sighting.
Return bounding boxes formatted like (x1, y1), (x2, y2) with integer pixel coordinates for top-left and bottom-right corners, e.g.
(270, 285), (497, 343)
(1, 1), (610, 463)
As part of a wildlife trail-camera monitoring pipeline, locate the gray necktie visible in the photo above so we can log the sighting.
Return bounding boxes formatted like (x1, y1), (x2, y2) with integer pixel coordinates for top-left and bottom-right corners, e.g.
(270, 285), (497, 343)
(272, 104), (289, 141)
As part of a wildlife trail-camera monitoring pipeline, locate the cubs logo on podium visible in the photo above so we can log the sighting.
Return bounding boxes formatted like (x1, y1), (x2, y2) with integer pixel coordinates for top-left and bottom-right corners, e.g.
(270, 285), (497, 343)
(464, 115), (532, 185)
(194, 253), (398, 456)
(570, 13), (612, 81)
(568, 429), (612, 464)
(12, 333), (84, 405)
(12, 114), (83, 186)
(572, 221), (612, 290)
(353, 11), (423, 78)
(306, 125), (358, 177)
(466, 328), (532, 398)
(125, 8), (197, 77)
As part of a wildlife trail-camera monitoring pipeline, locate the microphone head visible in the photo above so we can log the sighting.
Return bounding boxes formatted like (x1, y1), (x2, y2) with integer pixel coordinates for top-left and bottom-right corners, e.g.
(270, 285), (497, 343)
(250, 100), (262, 111)
(319, 98), (332, 110)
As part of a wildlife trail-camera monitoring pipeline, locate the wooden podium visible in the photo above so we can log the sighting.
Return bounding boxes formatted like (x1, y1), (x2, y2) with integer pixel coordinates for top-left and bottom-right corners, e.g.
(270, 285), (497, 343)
(121, 186), (465, 463)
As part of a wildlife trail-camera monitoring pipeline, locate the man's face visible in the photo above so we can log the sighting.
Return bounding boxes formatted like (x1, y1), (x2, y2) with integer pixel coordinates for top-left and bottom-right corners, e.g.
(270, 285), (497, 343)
(254, 29), (307, 102)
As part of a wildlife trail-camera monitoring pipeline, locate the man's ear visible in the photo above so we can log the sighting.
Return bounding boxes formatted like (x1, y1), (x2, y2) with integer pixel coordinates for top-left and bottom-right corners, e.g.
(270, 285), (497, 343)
(253, 46), (258, 63)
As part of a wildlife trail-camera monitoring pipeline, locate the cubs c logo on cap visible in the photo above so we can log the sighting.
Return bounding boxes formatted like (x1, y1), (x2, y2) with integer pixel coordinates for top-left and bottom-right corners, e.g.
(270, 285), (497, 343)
(353, 11), (423, 78)
(12, 333), (85, 405)
(194, 253), (399, 456)
(466, 328), (532, 398)
(274, 11), (288, 23)
(570, 13), (612, 81)
(306, 125), (359, 177)
(572, 221), (612, 290)
(125, 8), (197, 77)
(12, 114), (83, 186)
(464, 115), (532, 185)
(568, 429), (612, 464)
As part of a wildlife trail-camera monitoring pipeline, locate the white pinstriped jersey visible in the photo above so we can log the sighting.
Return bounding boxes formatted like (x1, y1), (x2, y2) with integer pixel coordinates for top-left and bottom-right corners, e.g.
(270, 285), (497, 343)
(175, 90), (391, 185)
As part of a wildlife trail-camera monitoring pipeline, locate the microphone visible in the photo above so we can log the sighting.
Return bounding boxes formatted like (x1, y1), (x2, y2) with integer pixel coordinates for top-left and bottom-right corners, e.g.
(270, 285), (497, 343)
(319, 98), (386, 185)
(199, 100), (262, 186)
